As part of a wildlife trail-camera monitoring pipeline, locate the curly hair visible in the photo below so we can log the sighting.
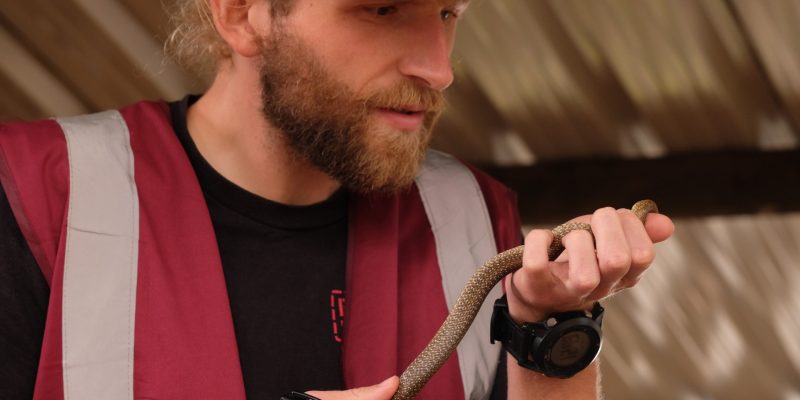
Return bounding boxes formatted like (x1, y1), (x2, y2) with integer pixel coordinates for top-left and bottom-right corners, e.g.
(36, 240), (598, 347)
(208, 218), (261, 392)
(165, 0), (295, 81)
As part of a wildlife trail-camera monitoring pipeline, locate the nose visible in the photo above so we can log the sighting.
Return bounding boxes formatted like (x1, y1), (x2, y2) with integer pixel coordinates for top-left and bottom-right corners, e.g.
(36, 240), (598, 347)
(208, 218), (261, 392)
(398, 19), (455, 91)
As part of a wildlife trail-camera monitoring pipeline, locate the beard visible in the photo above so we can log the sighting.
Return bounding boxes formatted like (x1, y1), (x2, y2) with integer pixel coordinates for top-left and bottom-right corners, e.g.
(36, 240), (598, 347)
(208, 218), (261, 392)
(258, 29), (444, 193)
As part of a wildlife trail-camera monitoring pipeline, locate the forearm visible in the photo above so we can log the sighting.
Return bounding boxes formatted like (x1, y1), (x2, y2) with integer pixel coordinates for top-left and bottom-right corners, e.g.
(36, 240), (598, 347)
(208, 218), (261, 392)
(506, 357), (600, 400)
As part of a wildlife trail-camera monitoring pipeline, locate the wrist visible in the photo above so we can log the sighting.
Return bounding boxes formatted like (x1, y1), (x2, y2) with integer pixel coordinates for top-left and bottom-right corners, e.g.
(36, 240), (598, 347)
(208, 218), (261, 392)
(491, 295), (605, 379)
(504, 282), (595, 324)
(507, 359), (600, 399)
(505, 297), (548, 324)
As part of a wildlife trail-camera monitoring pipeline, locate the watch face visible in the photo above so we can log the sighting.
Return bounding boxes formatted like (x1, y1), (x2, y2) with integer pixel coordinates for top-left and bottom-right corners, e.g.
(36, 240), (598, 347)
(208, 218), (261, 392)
(550, 330), (592, 367)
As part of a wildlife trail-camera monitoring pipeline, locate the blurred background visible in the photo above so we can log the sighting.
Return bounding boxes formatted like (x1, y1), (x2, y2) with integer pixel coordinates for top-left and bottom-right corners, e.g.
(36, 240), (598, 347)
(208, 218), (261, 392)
(1, 0), (799, 398)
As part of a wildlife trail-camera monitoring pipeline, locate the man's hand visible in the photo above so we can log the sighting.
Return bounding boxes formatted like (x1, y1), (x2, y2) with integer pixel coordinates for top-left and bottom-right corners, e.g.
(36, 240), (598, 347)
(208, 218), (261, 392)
(506, 207), (674, 323)
(306, 376), (399, 400)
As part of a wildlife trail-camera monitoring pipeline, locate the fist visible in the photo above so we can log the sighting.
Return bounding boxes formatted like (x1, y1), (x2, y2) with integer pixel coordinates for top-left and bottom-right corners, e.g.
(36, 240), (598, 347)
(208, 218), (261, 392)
(506, 207), (674, 322)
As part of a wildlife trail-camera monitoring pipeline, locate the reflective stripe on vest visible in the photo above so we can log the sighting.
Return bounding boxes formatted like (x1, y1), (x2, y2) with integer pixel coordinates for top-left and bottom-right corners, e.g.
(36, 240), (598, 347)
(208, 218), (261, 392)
(56, 113), (499, 399)
(416, 150), (502, 400)
(57, 111), (139, 400)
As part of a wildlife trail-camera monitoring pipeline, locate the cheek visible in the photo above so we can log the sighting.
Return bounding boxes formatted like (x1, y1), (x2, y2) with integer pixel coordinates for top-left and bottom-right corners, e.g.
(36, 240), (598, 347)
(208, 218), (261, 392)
(302, 32), (400, 92)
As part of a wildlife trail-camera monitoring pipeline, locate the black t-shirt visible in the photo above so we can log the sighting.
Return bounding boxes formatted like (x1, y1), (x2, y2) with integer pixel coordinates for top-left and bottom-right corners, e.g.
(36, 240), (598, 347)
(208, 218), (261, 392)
(170, 97), (349, 396)
(0, 97), (346, 398)
(0, 98), (507, 399)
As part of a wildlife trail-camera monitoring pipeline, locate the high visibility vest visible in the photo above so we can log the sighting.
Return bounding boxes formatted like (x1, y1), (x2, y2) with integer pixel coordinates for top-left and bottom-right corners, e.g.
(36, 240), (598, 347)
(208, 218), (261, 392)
(0, 102), (521, 400)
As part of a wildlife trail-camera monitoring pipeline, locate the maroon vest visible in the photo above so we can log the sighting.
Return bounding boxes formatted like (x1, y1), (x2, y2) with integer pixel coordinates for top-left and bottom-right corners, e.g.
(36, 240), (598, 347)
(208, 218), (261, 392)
(0, 102), (521, 399)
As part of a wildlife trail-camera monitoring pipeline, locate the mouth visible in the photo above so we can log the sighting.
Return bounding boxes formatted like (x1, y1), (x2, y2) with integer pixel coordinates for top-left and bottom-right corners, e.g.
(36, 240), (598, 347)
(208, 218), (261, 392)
(380, 106), (426, 115)
(375, 106), (426, 130)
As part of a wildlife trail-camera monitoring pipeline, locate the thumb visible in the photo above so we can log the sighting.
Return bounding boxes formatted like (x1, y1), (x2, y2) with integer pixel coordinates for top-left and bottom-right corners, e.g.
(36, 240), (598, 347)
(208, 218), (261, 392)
(644, 213), (675, 243)
(307, 376), (400, 400)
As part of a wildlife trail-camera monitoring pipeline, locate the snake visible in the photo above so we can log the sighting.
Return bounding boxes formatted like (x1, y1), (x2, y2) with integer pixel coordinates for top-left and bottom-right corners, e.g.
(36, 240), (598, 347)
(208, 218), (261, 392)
(391, 200), (658, 399)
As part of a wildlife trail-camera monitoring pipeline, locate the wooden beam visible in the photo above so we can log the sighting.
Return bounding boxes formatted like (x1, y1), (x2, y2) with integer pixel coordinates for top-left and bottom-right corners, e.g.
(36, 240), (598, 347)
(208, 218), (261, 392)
(119, 0), (173, 40)
(0, 0), (164, 111)
(72, 0), (196, 99)
(0, 24), (87, 119)
(482, 149), (800, 224)
(0, 73), (44, 122)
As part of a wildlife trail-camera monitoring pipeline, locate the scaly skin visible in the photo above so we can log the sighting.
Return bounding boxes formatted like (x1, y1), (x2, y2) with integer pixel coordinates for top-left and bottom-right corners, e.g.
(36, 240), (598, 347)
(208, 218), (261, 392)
(391, 200), (658, 400)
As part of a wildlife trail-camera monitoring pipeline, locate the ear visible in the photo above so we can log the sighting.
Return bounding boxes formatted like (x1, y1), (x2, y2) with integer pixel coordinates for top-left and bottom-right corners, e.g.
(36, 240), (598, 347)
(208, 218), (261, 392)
(209, 0), (271, 58)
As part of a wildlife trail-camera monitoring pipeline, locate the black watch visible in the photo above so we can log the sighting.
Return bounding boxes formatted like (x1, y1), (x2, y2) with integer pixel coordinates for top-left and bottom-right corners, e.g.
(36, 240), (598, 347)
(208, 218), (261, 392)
(490, 295), (604, 378)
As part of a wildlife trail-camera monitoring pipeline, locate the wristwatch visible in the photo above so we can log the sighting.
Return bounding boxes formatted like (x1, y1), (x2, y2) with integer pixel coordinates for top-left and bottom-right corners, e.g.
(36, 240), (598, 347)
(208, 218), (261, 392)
(490, 295), (604, 378)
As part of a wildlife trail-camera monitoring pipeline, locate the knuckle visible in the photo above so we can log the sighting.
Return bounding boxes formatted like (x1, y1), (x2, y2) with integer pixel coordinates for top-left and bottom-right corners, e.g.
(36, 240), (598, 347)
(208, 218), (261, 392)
(527, 228), (552, 241)
(523, 230), (556, 267)
(616, 207), (634, 215)
(526, 228), (553, 243)
(601, 252), (631, 273)
(571, 275), (600, 294)
(631, 247), (656, 266)
(617, 208), (636, 219)
(522, 256), (548, 272)
(563, 228), (592, 243)
(594, 206), (616, 219)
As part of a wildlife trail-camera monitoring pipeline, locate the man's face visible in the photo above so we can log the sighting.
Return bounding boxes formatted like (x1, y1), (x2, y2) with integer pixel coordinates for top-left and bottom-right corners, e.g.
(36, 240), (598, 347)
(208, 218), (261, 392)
(257, 1), (466, 193)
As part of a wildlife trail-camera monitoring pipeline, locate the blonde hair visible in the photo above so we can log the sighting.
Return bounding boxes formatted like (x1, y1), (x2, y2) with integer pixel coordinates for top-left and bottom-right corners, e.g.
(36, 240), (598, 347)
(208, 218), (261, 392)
(165, 0), (295, 81)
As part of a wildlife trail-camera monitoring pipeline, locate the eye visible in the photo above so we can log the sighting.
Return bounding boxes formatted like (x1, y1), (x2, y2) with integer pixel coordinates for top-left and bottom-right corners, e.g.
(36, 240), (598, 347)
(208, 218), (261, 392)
(373, 5), (398, 16)
(440, 9), (459, 21)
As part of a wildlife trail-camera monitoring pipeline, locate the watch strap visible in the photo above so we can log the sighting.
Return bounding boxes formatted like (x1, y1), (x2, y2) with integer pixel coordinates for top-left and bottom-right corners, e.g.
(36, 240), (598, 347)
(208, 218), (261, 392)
(490, 295), (539, 365)
(490, 295), (604, 378)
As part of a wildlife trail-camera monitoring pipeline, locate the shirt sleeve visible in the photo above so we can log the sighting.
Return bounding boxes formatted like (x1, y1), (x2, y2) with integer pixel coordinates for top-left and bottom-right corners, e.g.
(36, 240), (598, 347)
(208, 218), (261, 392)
(0, 180), (49, 398)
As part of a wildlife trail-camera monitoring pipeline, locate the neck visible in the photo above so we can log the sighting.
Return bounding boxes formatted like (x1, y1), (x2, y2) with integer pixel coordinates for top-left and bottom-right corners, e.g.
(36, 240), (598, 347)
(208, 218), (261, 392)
(186, 62), (342, 206)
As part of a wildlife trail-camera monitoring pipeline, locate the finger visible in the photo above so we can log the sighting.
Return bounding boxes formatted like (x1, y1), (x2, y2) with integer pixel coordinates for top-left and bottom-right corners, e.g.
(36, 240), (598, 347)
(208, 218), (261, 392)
(644, 213), (674, 243)
(622, 209), (656, 267)
(307, 376), (399, 400)
(507, 229), (570, 321)
(560, 229), (600, 300)
(548, 214), (591, 263)
(515, 229), (557, 293)
(588, 207), (630, 299)
(566, 211), (673, 243)
(617, 209), (656, 288)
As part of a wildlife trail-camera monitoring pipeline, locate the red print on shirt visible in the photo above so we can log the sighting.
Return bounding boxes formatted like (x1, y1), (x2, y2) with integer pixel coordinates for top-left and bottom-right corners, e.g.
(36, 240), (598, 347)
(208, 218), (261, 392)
(330, 289), (345, 343)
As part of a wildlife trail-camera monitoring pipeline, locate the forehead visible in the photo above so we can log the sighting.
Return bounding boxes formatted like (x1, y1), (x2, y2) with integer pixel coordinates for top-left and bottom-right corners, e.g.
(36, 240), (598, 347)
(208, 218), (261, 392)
(336, 0), (471, 9)
(429, 0), (470, 7)
(433, 0), (471, 9)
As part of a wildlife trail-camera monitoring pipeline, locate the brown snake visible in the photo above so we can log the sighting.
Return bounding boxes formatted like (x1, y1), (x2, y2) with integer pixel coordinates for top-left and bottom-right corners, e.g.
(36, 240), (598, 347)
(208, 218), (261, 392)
(391, 200), (659, 399)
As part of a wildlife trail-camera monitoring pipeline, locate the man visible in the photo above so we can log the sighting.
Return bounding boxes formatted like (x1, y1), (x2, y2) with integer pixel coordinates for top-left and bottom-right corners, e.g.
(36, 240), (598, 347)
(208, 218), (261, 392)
(0, 0), (674, 399)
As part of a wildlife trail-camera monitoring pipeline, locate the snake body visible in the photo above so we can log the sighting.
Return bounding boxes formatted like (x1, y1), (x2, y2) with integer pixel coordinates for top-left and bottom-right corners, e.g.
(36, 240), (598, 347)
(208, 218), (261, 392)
(391, 200), (658, 399)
